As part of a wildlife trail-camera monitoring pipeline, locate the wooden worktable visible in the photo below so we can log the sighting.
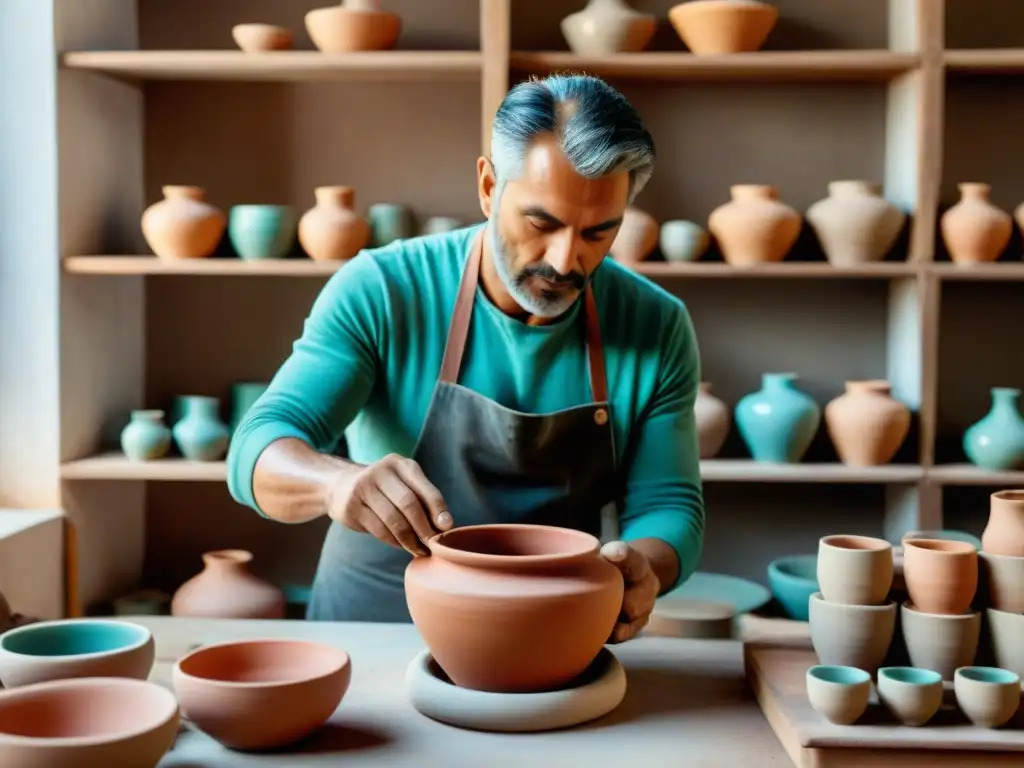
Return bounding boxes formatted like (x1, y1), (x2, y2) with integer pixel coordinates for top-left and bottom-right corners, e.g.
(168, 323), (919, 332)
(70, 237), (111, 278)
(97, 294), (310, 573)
(130, 615), (796, 767)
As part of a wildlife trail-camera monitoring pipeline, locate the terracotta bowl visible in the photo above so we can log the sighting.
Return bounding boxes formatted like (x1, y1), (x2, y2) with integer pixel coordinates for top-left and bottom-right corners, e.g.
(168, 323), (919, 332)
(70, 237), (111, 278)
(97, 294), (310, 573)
(0, 619), (154, 688)
(668, 0), (779, 55)
(305, 4), (401, 53)
(172, 638), (351, 750)
(231, 23), (294, 52)
(0, 677), (179, 767)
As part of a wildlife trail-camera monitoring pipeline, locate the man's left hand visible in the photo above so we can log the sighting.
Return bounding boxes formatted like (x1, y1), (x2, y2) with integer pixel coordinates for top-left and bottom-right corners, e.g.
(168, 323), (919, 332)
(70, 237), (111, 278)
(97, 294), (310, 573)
(600, 541), (660, 643)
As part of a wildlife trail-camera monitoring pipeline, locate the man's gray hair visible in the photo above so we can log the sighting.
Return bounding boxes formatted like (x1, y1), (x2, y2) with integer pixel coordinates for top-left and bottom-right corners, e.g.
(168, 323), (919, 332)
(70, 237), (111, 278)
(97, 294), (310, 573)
(489, 74), (655, 204)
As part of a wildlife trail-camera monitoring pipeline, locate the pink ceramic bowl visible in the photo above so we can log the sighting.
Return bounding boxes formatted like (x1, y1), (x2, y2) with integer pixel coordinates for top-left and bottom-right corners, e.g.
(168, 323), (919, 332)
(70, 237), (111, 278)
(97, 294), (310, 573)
(0, 677), (179, 767)
(172, 638), (351, 750)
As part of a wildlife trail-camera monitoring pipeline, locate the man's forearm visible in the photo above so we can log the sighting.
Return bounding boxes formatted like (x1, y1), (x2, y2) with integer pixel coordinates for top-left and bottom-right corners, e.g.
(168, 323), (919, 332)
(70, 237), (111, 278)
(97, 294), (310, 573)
(629, 537), (680, 595)
(252, 438), (358, 524)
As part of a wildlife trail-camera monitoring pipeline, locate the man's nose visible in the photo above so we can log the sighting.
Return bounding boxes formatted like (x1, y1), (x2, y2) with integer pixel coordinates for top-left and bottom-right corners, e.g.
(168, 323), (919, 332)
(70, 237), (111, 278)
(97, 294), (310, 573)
(546, 231), (579, 276)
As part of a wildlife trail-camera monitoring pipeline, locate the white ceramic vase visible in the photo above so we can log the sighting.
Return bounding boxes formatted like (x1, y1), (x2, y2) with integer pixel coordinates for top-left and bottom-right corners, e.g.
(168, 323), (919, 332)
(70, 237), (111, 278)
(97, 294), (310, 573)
(561, 0), (657, 55)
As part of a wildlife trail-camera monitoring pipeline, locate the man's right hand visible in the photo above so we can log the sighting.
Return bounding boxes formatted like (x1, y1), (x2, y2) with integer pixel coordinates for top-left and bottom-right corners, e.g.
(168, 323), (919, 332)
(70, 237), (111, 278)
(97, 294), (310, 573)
(328, 454), (453, 557)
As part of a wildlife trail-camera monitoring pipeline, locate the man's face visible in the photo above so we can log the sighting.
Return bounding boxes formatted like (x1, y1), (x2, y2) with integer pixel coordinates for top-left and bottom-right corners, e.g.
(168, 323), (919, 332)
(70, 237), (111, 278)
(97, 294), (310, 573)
(483, 135), (630, 318)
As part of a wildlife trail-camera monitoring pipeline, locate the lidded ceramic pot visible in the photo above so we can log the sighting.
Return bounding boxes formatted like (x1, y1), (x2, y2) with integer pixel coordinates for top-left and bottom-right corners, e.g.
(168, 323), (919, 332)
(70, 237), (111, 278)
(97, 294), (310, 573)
(120, 410), (172, 461)
(806, 181), (906, 265)
(982, 490), (1024, 557)
(963, 388), (1024, 471)
(561, 0), (657, 55)
(305, 0), (401, 53)
(141, 185), (226, 260)
(609, 206), (659, 262)
(900, 602), (980, 681)
(668, 0), (779, 55)
(299, 186), (371, 261)
(734, 373), (820, 463)
(695, 381), (730, 459)
(824, 380), (911, 467)
(171, 550), (286, 620)
(231, 23), (294, 52)
(708, 185), (801, 266)
(405, 523), (623, 693)
(940, 183), (1012, 264)
(901, 538), (978, 615)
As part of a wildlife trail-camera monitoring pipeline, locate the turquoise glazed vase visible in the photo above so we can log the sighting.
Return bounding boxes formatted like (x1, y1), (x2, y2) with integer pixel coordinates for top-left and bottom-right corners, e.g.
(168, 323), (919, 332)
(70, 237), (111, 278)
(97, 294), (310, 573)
(120, 410), (172, 461)
(229, 381), (269, 436)
(228, 205), (295, 260)
(963, 387), (1024, 470)
(368, 203), (412, 247)
(735, 373), (821, 462)
(172, 396), (229, 462)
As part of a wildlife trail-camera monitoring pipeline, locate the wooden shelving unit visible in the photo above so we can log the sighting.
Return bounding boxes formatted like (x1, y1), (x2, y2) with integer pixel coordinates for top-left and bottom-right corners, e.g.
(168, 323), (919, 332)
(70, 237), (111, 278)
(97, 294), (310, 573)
(50, 0), (1024, 616)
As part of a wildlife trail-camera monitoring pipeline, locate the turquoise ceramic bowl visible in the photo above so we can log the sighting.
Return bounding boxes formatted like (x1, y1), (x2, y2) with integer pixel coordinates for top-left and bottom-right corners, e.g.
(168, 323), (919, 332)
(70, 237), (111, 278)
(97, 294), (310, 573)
(808, 665), (870, 686)
(228, 205), (296, 260)
(0, 619), (155, 688)
(767, 554), (818, 621)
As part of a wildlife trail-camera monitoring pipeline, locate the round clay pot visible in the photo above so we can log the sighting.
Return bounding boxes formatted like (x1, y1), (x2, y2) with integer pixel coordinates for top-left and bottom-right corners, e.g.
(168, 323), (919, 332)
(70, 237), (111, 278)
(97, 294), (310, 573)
(940, 183), (1012, 264)
(982, 490), (1024, 557)
(660, 220), (710, 262)
(808, 592), (896, 675)
(695, 381), (730, 459)
(901, 538), (978, 615)
(298, 186), (371, 261)
(173, 639), (351, 749)
(877, 667), (943, 727)
(986, 608), (1024, 679)
(0, 678), (179, 767)
(405, 524), (624, 694)
(231, 23), (294, 52)
(708, 185), (801, 266)
(805, 665), (870, 725)
(954, 667), (1021, 728)
(668, 0), (779, 55)
(561, 0), (657, 55)
(141, 185), (226, 260)
(609, 206), (658, 262)
(120, 409), (172, 461)
(824, 380), (911, 467)
(171, 549), (286, 619)
(979, 551), (1024, 613)
(806, 181), (906, 266)
(305, 0), (401, 53)
(900, 602), (980, 681)
(816, 534), (893, 606)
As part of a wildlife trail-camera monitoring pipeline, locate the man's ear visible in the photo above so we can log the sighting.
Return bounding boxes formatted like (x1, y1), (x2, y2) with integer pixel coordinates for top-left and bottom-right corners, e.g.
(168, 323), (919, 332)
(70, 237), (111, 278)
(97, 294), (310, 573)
(477, 156), (496, 219)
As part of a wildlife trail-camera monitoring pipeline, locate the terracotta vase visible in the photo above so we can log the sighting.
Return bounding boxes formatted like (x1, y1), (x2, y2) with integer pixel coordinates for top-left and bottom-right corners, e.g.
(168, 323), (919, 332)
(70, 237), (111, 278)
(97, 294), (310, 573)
(298, 186), (371, 261)
(695, 382), (730, 459)
(668, 0), (779, 55)
(405, 524), (623, 693)
(561, 0), (657, 55)
(609, 206), (658, 262)
(982, 490), (1024, 557)
(824, 380), (911, 467)
(171, 550), (286, 619)
(806, 181), (906, 266)
(141, 185), (226, 260)
(708, 185), (801, 266)
(940, 183), (1012, 264)
(305, 0), (401, 53)
(901, 539), (978, 615)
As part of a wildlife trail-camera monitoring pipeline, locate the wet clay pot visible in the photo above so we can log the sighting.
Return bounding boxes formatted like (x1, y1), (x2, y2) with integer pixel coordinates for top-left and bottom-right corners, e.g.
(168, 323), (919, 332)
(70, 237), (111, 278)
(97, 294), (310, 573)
(708, 185), (801, 266)
(940, 183), (1012, 264)
(695, 382), (730, 459)
(668, 0), (778, 55)
(806, 181), (906, 266)
(982, 490), (1024, 557)
(900, 603), (980, 681)
(561, 0), (656, 55)
(901, 539), (978, 615)
(305, 0), (401, 52)
(405, 524), (623, 694)
(171, 550), (286, 620)
(609, 206), (658, 262)
(141, 185), (226, 260)
(824, 380), (911, 467)
(298, 186), (371, 261)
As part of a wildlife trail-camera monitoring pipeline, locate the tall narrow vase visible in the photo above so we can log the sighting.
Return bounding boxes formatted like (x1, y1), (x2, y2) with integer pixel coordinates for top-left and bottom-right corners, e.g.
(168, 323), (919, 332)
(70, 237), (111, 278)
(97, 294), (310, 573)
(171, 550), (286, 619)
(735, 373), (821, 463)
(963, 388), (1024, 471)
(171, 396), (229, 462)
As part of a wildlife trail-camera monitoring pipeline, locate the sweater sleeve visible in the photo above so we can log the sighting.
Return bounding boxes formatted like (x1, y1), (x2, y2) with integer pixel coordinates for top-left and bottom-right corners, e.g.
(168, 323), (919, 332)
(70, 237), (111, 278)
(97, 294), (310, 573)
(226, 253), (386, 516)
(618, 304), (705, 591)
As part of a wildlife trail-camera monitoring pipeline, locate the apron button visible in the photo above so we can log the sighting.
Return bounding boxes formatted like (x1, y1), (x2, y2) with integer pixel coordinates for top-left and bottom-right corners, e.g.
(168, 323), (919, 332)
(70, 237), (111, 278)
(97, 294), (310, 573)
(594, 408), (608, 426)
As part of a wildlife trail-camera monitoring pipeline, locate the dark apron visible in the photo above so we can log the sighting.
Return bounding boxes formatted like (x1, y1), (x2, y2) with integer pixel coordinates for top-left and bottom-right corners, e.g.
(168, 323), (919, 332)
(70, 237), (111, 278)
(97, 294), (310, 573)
(307, 230), (619, 621)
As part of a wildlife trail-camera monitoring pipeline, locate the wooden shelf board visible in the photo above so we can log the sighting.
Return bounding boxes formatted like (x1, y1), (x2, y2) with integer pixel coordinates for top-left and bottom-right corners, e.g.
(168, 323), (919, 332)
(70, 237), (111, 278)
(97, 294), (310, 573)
(928, 464), (1024, 486)
(59, 50), (483, 82)
(634, 262), (919, 279)
(60, 454), (227, 482)
(945, 49), (1024, 74)
(509, 50), (921, 82)
(931, 263), (1024, 281)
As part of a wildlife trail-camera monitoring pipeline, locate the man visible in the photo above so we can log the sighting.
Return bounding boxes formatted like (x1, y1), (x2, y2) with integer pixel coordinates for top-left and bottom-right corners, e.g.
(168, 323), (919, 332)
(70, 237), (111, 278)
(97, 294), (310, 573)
(227, 74), (705, 642)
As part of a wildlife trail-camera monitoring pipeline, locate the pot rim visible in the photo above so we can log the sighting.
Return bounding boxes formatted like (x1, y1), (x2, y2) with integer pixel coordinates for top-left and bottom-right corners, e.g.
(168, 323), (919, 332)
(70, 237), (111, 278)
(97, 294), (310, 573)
(902, 538), (977, 556)
(819, 534), (891, 553)
(426, 523), (601, 569)
(0, 618), (151, 661)
(173, 638), (350, 689)
(902, 601), (980, 620)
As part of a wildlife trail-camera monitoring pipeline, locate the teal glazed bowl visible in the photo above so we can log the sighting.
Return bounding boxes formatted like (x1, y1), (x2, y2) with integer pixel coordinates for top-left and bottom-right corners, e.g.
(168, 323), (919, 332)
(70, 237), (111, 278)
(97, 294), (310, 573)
(0, 619), (155, 688)
(767, 554), (818, 621)
(228, 204), (296, 260)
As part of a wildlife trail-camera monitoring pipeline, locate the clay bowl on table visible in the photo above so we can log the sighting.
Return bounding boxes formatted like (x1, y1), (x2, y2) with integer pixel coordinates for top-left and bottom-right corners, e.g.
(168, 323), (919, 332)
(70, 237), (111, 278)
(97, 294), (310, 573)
(172, 638), (351, 750)
(902, 538), (978, 615)
(0, 677), (179, 767)
(405, 523), (623, 694)
(767, 554), (817, 621)
(816, 534), (893, 606)
(986, 608), (1024, 678)
(953, 666), (1022, 728)
(900, 602), (980, 681)
(808, 592), (896, 675)
(877, 666), (943, 726)
(231, 23), (294, 52)
(979, 551), (1024, 613)
(806, 665), (871, 725)
(0, 618), (154, 688)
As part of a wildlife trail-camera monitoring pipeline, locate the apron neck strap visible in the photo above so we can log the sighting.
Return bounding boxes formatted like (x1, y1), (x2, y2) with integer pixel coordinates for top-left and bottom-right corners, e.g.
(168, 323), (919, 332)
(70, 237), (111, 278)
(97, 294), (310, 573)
(439, 228), (609, 403)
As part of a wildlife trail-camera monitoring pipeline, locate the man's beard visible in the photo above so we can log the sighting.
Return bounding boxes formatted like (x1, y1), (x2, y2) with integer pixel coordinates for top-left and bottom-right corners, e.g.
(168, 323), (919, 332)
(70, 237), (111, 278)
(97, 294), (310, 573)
(489, 218), (586, 319)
